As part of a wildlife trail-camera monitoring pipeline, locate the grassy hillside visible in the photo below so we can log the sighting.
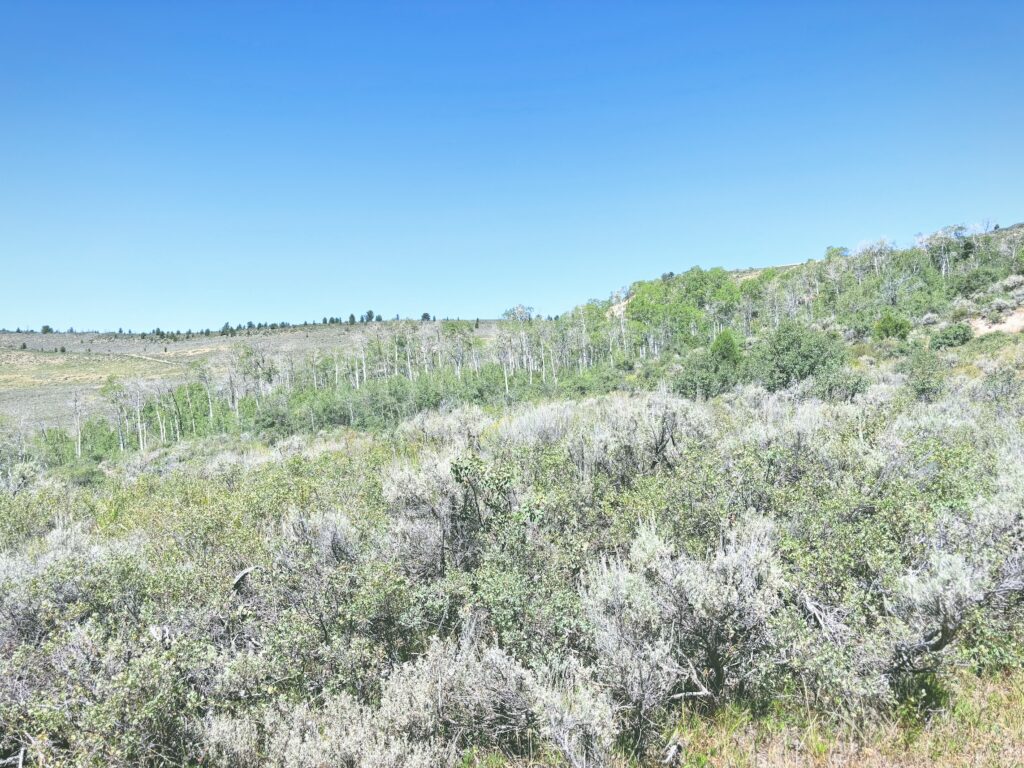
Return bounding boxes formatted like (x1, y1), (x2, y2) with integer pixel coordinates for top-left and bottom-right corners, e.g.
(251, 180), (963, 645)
(1, 221), (1023, 767)
(0, 320), (503, 426)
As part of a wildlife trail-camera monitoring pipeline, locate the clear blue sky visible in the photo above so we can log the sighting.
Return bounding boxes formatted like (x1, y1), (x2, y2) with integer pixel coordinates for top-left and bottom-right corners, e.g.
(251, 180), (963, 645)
(2, 1), (1022, 332)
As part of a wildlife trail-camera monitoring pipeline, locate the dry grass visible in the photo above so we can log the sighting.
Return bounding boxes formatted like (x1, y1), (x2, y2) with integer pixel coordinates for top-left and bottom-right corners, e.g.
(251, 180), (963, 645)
(0, 348), (176, 388)
(0, 348), (181, 426)
(665, 672), (1024, 767)
(0, 320), (501, 425)
(971, 307), (1024, 337)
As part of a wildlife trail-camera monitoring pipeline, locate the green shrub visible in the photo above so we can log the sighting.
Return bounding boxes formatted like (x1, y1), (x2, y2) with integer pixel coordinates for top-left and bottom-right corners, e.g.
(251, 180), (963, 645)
(952, 266), (1001, 297)
(745, 321), (845, 391)
(932, 323), (973, 349)
(811, 366), (869, 402)
(902, 347), (945, 401)
(673, 332), (743, 400)
(873, 311), (911, 341)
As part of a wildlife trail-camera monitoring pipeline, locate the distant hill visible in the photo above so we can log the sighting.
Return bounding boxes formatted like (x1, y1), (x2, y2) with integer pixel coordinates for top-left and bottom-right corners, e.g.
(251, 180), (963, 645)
(618, 221), (1024, 347)
(0, 320), (502, 425)
(1, 220), (1021, 429)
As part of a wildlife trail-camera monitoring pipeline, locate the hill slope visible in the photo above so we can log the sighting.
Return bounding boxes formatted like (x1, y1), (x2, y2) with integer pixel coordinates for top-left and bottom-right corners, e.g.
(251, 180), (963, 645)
(1, 219), (1024, 767)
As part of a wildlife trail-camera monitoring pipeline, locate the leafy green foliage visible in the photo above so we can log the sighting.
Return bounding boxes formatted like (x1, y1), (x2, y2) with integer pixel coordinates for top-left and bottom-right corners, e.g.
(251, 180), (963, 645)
(903, 347), (946, 401)
(932, 323), (974, 349)
(745, 321), (845, 391)
(810, 365), (869, 402)
(873, 311), (911, 341)
(673, 330), (744, 399)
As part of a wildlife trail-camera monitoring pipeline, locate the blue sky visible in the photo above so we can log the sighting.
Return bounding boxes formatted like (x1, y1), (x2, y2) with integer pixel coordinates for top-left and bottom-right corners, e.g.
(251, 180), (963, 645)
(1, 1), (1022, 332)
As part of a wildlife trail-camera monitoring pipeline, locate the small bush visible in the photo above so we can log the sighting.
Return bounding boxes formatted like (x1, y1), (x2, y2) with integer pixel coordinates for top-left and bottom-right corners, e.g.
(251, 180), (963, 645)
(673, 331), (743, 399)
(873, 312), (911, 341)
(745, 322), (845, 391)
(811, 366), (869, 402)
(932, 323), (973, 349)
(902, 347), (946, 401)
(581, 517), (783, 757)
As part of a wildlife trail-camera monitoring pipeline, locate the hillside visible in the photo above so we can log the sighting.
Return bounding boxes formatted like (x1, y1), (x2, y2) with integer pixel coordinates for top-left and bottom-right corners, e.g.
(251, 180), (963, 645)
(1, 221), (1024, 767)
(0, 320), (503, 426)
(2, 221), (1021, 433)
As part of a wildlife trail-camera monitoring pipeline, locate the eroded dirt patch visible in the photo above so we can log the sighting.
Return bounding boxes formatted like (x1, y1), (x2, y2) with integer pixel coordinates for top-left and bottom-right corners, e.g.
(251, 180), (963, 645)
(970, 306), (1024, 335)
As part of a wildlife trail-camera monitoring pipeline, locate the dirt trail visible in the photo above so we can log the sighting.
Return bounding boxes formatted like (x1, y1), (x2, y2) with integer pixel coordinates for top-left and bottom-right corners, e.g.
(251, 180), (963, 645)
(124, 353), (189, 366)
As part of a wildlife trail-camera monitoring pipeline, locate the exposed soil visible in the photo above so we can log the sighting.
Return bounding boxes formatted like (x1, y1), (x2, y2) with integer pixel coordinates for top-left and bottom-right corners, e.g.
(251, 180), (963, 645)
(970, 306), (1024, 336)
